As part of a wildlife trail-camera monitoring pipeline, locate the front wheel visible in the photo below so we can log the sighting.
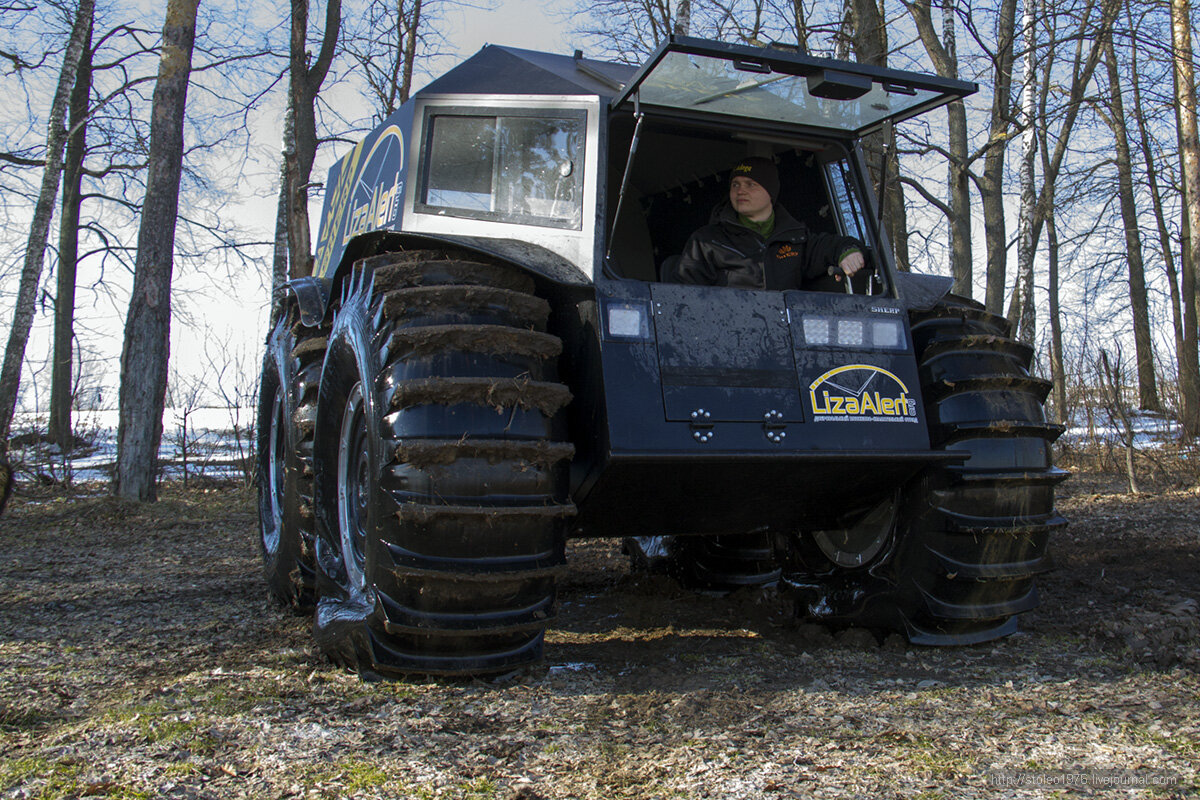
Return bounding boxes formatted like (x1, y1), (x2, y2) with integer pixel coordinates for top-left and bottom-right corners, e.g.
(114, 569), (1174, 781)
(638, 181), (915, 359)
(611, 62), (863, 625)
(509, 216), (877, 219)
(311, 251), (575, 677)
(780, 297), (1067, 644)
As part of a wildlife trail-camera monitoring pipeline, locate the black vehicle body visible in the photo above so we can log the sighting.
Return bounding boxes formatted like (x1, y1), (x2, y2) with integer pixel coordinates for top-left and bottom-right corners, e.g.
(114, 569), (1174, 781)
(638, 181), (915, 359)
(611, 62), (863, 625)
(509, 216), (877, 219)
(258, 37), (1066, 676)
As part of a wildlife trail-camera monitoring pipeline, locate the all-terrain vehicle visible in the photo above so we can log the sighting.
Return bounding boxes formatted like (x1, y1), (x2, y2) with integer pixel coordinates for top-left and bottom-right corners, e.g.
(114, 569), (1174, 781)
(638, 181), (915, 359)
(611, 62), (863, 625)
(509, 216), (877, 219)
(256, 37), (1066, 677)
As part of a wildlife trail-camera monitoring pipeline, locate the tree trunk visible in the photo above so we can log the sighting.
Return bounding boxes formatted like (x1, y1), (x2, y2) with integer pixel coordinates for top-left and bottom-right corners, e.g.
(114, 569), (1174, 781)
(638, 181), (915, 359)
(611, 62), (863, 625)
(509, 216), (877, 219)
(1012, 0), (1038, 346)
(114, 0), (200, 501)
(398, 0), (422, 106)
(287, 0), (341, 279)
(983, 0), (1017, 315)
(0, 0), (95, 450)
(49, 21), (94, 451)
(272, 100), (294, 306)
(1047, 213), (1066, 424)
(1169, 0), (1200, 438)
(1102, 33), (1161, 412)
(674, 0), (691, 35)
(854, 0), (908, 272)
(1128, 17), (1186, 367)
(906, 0), (971, 296)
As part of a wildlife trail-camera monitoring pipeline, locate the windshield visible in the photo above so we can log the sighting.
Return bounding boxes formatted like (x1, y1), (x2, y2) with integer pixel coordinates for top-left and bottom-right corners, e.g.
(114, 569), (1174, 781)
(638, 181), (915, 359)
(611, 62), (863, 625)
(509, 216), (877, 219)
(616, 39), (975, 137)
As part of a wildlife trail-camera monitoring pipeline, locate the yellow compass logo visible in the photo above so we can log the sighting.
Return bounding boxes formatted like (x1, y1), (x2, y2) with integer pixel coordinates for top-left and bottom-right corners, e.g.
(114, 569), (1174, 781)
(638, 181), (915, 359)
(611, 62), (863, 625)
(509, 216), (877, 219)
(808, 364), (918, 422)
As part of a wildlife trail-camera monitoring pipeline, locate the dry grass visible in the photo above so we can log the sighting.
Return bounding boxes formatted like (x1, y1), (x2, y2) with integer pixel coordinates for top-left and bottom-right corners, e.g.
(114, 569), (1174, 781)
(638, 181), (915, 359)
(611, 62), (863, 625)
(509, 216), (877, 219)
(0, 478), (1197, 799)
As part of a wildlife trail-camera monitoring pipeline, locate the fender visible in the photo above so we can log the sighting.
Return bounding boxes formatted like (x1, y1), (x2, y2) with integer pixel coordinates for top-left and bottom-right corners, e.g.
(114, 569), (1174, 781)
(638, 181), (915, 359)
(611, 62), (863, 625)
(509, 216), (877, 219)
(374, 233), (593, 287)
(893, 272), (953, 311)
(275, 276), (332, 328)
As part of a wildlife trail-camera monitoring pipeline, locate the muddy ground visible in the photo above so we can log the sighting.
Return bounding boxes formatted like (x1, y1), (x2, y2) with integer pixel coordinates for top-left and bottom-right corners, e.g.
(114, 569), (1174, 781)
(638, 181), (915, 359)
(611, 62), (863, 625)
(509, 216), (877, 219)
(0, 472), (1197, 799)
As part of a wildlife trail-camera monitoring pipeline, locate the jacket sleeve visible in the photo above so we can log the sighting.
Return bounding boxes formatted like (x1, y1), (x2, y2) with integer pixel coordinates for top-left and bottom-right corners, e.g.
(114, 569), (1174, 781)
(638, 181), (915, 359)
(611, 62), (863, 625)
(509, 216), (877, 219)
(801, 233), (862, 282)
(675, 231), (721, 285)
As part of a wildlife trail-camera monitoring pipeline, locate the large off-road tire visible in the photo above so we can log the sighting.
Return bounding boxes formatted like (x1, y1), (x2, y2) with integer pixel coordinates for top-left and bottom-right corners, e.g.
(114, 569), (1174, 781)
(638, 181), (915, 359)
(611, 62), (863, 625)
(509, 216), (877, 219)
(256, 309), (320, 609)
(781, 296), (1067, 644)
(311, 250), (574, 677)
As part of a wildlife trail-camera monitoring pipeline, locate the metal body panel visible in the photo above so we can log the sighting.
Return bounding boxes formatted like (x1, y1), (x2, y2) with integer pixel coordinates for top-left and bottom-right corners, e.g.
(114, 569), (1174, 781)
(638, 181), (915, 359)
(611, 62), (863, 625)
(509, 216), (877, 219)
(565, 278), (944, 537)
(400, 94), (602, 282)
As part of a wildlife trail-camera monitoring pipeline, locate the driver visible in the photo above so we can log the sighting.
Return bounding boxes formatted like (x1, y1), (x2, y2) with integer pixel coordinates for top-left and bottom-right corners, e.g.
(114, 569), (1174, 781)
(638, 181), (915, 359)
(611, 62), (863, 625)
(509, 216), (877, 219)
(675, 157), (866, 291)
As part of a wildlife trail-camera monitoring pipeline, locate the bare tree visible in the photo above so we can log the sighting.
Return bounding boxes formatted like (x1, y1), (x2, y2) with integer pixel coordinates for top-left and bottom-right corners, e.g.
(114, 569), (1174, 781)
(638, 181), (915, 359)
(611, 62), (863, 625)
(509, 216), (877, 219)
(1168, 0), (1200, 438)
(285, 0), (341, 279)
(904, 0), (971, 295)
(1011, 0), (1037, 346)
(1009, 0), (1120, 345)
(981, 0), (1018, 315)
(0, 0), (94, 450)
(48, 15), (93, 451)
(1099, 30), (1161, 412)
(572, 0), (697, 61)
(1098, 348), (1140, 494)
(852, 0), (908, 273)
(114, 0), (200, 501)
(1125, 14), (1185, 381)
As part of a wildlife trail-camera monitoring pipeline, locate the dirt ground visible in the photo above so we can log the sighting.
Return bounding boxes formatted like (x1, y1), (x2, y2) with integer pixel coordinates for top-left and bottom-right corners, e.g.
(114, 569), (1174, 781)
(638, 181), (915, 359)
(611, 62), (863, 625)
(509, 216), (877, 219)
(0, 471), (1197, 799)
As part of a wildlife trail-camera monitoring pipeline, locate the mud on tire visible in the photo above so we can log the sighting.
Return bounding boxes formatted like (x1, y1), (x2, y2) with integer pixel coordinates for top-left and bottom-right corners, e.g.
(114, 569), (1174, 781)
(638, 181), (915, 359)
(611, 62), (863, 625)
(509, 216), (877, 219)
(311, 250), (574, 677)
(781, 296), (1067, 644)
(256, 308), (321, 610)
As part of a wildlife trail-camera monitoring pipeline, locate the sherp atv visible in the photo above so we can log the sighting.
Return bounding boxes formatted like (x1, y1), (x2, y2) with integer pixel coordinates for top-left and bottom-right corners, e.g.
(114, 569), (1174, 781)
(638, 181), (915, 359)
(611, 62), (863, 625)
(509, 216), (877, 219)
(256, 37), (1066, 677)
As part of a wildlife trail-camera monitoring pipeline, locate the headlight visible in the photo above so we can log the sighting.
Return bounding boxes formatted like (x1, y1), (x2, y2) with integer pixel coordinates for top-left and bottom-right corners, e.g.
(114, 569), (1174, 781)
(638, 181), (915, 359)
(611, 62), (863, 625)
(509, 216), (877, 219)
(800, 315), (905, 349)
(603, 300), (651, 340)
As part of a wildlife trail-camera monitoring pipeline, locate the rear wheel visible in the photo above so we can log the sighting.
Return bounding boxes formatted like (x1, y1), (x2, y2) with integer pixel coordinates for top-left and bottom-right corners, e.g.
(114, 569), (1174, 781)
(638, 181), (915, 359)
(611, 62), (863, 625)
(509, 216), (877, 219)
(311, 250), (574, 677)
(256, 310), (317, 609)
(781, 297), (1067, 644)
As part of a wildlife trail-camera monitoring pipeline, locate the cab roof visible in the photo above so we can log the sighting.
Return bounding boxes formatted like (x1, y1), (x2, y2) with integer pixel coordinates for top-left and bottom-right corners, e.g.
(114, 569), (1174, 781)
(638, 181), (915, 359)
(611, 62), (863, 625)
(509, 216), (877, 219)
(417, 45), (637, 99)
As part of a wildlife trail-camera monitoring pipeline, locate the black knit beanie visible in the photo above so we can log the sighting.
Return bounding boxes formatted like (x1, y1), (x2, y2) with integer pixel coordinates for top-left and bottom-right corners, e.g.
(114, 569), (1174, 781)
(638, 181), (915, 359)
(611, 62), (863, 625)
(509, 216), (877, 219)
(729, 157), (780, 201)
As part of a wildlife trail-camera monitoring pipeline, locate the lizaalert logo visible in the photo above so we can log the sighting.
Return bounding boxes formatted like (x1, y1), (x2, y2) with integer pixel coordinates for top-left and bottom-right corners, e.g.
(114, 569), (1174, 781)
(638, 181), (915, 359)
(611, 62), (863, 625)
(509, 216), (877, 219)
(809, 364), (919, 423)
(313, 124), (405, 277)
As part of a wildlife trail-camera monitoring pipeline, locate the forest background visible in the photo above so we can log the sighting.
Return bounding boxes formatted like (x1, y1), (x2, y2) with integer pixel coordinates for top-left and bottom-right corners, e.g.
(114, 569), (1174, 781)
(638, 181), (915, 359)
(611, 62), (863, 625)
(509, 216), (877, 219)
(0, 0), (1195, 499)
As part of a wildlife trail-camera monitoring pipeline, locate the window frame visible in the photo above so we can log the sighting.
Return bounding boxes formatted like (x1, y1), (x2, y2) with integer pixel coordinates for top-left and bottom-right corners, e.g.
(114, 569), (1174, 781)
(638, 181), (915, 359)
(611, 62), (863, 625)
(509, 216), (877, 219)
(415, 105), (588, 231)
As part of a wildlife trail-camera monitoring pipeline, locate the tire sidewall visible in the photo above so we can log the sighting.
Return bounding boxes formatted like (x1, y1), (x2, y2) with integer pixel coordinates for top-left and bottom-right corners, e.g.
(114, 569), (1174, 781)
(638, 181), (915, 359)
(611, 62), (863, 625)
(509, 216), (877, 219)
(313, 285), (385, 614)
(256, 315), (304, 601)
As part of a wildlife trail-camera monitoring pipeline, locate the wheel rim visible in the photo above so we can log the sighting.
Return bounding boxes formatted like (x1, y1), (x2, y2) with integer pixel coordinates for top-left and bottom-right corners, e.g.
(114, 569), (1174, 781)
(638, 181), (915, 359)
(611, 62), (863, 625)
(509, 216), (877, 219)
(336, 382), (370, 591)
(262, 387), (286, 555)
(812, 493), (898, 569)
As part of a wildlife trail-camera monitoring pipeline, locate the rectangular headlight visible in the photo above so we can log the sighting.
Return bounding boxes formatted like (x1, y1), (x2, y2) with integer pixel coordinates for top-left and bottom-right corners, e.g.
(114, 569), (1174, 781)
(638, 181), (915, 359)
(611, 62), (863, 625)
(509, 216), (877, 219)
(872, 319), (903, 348)
(803, 316), (832, 345)
(799, 315), (906, 349)
(604, 300), (651, 340)
(837, 319), (865, 347)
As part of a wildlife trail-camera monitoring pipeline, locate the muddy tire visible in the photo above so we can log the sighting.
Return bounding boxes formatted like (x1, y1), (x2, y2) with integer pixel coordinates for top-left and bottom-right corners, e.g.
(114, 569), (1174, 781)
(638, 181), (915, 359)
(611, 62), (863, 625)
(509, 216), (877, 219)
(256, 310), (317, 609)
(311, 250), (574, 677)
(782, 296), (1067, 644)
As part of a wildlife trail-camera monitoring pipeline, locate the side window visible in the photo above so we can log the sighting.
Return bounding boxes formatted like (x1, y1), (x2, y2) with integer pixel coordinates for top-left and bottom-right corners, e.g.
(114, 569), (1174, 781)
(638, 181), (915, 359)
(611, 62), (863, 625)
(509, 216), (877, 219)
(825, 159), (867, 242)
(420, 111), (585, 229)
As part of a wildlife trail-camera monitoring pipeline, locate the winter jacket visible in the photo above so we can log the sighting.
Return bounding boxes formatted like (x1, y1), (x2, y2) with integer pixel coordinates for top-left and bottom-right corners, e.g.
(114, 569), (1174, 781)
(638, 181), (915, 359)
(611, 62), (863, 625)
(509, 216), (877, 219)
(675, 203), (862, 292)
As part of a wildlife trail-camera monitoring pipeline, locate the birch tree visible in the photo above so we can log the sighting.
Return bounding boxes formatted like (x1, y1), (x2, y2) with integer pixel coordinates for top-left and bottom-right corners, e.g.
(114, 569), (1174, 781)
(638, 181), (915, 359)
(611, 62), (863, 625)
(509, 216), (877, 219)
(0, 0), (94, 449)
(1169, 0), (1200, 437)
(1012, 0), (1037, 346)
(114, 0), (200, 501)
